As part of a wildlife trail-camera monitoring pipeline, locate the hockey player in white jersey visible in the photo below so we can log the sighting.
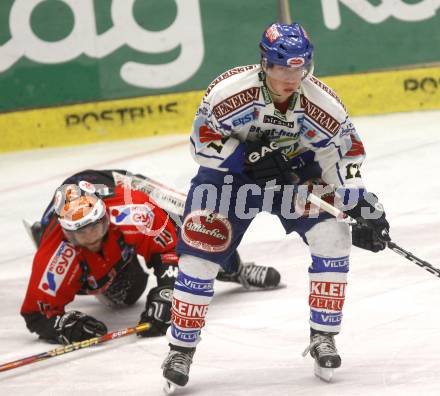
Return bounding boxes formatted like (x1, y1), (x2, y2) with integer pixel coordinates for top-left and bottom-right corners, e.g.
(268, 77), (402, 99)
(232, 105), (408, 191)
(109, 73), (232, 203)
(161, 22), (390, 392)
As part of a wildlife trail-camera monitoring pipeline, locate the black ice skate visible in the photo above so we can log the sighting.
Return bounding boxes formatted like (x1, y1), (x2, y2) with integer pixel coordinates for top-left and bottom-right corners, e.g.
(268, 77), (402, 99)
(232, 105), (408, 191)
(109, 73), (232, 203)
(239, 262), (281, 289)
(162, 345), (195, 394)
(216, 261), (281, 289)
(302, 330), (341, 382)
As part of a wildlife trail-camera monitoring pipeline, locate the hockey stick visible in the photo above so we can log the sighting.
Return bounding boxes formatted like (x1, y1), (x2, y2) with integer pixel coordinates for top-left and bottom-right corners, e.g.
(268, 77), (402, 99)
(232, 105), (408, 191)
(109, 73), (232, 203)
(0, 322), (151, 373)
(114, 171), (440, 278)
(118, 173), (440, 278)
(112, 171), (185, 224)
(306, 192), (440, 278)
(22, 172), (187, 250)
(383, 241), (440, 278)
(278, 0), (292, 24)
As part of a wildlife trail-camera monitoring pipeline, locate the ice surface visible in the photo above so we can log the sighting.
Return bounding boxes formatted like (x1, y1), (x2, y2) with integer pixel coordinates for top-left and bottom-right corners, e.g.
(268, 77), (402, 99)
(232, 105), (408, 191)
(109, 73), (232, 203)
(0, 110), (439, 395)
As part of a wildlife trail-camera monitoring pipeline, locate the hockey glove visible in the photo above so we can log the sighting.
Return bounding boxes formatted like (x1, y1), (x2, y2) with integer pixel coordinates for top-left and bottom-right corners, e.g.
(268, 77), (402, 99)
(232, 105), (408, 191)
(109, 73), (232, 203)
(345, 192), (390, 252)
(138, 285), (173, 337)
(54, 310), (107, 345)
(150, 252), (179, 288)
(351, 221), (388, 253)
(244, 136), (297, 187)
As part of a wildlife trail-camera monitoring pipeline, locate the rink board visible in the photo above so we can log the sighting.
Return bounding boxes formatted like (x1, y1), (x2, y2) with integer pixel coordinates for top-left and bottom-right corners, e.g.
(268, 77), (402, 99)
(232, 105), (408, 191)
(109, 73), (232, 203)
(0, 65), (439, 152)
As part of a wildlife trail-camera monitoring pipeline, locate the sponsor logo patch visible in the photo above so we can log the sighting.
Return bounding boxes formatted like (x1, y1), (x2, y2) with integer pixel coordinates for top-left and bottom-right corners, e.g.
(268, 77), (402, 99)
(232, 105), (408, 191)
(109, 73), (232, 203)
(171, 326), (200, 343)
(309, 296), (345, 311)
(300, 95), (341, 135)
(232, 109), (258, 127)
(172, 299), (208, 328)
(181, 210), (232, 253)
(213, 88), (260, 119)
(159, 288), (173, 301)
(310, 309), (343, 326)
(174, 271), (215, 297)
(38, 241), (76, 296)
(249, 125), (299, 139)
(110, 204), (154, 227)
(287, 57), (304, 66)
(78, 180), (95, 193)
(265, 24), (281, 43)
(310, 281), (346, 298)
(160, 252), (179, 263)
(309, 75), (347, 111)
(261, 85), (272, 104)
(161, 265), (179, 279)
(305, 129), (316, 138)
(205, 65), (257, 96)
(263, 115), (295, 128)
(247, 140), (280, 163)
(310, 255), (349, 273)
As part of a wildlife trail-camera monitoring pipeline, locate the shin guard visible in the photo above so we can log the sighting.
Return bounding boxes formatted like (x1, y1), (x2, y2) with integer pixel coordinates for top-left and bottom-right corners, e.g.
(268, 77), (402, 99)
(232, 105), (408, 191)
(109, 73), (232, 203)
(167, 255), (219, 348)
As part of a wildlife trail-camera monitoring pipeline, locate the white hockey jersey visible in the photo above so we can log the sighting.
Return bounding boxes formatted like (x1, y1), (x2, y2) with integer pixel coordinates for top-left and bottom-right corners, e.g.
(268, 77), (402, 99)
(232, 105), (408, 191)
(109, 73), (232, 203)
(190, 64), (366, 191)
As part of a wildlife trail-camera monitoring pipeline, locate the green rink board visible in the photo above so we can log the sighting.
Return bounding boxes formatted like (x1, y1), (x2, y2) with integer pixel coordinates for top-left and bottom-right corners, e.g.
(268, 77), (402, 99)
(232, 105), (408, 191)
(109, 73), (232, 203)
(0, 0), (439, 112)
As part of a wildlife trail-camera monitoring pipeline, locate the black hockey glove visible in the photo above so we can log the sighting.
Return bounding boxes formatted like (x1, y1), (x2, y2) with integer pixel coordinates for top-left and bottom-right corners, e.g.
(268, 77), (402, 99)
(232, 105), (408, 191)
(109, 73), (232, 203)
(138, 285), (173, 337)
(150, 252), (179, 288)
(244, 136), (296, 187)
(345, 192), (390, 252)
(54, 310), (107, 345)
(351, 222), (388, 253)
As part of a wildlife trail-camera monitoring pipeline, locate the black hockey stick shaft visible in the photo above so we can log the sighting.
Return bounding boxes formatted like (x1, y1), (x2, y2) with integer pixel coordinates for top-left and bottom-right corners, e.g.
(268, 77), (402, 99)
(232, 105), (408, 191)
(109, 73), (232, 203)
(386, 241), (440, 278)
(305, 191), (440, 277)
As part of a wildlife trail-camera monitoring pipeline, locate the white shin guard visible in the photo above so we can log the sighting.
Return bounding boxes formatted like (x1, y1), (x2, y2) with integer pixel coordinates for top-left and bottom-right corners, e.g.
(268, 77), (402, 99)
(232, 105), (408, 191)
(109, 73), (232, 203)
(306, 219), (351, 334)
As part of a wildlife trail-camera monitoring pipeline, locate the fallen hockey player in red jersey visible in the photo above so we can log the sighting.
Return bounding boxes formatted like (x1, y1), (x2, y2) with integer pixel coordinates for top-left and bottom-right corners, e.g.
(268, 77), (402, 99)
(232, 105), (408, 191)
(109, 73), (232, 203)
(21, 169), (281, 345)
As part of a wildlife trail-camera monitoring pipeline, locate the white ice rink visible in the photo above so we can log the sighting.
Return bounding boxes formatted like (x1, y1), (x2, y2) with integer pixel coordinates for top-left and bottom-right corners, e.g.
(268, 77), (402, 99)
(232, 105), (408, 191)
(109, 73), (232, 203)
(1, 110), (439, 395)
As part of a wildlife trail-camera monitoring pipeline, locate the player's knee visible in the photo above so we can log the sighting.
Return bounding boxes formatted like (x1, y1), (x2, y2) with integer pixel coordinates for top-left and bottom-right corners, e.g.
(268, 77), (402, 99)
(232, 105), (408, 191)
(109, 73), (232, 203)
(306, 218), (351, 257)
(122, 268), (148, 305)
(178, 254), (221, 279)
(98, 258), (148, 307)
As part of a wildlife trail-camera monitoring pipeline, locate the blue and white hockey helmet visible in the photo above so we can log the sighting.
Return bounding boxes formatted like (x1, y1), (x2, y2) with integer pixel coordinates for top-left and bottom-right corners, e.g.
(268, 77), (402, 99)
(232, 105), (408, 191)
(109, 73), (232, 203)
(260, 22), (314, 77)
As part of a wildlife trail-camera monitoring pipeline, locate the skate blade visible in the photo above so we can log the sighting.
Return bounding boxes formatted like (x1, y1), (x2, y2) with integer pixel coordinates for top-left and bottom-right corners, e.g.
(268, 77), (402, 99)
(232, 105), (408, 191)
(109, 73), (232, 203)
(163, 380), (180, 395)
(314, 361), (334, 382)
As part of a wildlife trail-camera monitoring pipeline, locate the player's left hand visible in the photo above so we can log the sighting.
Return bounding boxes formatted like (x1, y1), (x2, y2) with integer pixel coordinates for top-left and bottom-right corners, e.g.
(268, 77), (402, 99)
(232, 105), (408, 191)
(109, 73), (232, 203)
(54, 311), (107, 344)
(138, 286), (173, 337)
(244, 136), (297, 186)
(345, 192), (390, 252)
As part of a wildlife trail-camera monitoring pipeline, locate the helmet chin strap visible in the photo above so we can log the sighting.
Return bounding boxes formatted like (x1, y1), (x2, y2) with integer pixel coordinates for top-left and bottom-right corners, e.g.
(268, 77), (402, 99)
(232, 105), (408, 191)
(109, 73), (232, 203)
(265, 79), (283, 98)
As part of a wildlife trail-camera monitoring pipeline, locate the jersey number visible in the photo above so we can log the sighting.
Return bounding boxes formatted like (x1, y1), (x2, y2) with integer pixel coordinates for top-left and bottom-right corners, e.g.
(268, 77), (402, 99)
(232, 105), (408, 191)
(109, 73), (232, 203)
(346, 163), (361, 179)
(154, 229), (174, 248)
(207, 137), (229, 154)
